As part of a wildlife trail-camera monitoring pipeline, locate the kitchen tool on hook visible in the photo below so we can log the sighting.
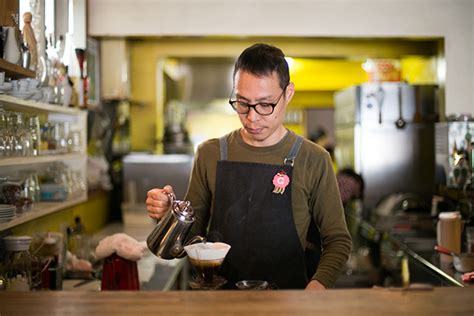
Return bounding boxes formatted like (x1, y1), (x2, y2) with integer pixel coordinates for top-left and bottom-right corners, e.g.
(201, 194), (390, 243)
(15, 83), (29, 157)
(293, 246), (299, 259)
(376, 85), (385, 124)
(365, 85), (385, 124)
(395, 85), (406, 129)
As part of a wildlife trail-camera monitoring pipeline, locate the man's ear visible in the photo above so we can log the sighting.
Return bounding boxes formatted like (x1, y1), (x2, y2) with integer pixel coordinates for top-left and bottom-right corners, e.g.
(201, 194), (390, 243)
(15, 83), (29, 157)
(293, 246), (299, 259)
(285, 82), (295, 103)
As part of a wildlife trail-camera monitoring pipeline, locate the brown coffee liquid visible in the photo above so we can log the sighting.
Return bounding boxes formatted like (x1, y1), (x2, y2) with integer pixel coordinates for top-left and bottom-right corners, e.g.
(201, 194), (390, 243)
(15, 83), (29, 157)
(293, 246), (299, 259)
(189, 258), (223, 283)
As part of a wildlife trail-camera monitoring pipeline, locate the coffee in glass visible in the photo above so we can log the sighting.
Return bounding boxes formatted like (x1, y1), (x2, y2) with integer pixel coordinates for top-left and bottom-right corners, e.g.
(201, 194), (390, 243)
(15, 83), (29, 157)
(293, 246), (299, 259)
(184, 242), (231, 290)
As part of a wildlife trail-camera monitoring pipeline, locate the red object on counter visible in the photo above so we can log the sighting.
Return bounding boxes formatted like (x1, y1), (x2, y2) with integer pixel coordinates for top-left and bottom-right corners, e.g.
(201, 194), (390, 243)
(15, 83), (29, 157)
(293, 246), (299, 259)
(101, 253), (139, 290)
(462, 272), (474, 283)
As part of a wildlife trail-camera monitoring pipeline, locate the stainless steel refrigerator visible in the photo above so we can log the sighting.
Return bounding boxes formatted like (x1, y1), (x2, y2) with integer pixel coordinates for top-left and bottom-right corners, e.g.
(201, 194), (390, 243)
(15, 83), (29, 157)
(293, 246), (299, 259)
(334, 82), (439, 212)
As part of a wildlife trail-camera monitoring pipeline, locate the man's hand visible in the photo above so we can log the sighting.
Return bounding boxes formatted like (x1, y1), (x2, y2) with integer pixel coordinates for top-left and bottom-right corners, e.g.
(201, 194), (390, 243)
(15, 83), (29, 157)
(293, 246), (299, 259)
(146, 185), (174, 219)
(305, 280), (326, 290)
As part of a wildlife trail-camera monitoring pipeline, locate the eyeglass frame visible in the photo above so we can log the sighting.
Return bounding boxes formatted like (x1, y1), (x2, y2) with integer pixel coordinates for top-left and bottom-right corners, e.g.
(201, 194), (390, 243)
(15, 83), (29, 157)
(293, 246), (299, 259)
(228, 85), (288, 116)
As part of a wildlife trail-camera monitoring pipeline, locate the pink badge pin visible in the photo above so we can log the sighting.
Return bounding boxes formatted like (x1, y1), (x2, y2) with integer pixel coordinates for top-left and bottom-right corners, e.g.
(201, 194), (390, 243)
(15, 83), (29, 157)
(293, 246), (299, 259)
(272, 170), (290, 194)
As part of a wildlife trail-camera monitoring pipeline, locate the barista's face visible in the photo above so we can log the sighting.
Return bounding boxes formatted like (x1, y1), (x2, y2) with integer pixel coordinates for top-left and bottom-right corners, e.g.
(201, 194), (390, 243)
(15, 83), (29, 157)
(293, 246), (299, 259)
(233, 70), (294, 147)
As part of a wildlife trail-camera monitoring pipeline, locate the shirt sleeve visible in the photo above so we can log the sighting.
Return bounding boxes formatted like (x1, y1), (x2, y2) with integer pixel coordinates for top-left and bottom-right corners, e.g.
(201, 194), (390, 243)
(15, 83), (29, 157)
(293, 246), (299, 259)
(311, 151), (352, 288)
(185, 143), (213, 239)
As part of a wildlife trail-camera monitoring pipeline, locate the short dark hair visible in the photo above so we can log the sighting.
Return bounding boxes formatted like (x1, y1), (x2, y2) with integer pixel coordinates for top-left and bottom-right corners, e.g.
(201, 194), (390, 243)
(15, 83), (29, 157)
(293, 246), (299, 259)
(233, 43), (290, 90)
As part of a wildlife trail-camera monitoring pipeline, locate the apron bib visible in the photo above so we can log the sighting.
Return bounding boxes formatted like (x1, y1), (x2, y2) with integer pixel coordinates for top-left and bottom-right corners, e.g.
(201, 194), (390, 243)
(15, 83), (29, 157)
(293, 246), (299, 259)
(207, 135), (308, 289)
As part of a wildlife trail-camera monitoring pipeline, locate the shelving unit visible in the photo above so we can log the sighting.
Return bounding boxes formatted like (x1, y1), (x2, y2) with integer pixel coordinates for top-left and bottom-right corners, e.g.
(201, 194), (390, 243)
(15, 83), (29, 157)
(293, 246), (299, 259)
(0, 95), (82, 115)
(0, 94), (88, 231)
(0, 194), (88, 231)
(0, 59), (36, 79)
(0, 153), (84, 167)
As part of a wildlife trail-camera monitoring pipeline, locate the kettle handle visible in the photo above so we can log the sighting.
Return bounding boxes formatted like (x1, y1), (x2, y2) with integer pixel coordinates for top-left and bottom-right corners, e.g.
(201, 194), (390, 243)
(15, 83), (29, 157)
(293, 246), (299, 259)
(166, 192), (176, 209)
(174, 235), (206, 258)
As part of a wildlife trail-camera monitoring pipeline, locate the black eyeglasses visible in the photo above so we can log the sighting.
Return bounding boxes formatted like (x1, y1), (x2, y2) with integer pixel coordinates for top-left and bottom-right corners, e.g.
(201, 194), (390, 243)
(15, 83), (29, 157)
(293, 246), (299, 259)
(228, 87), (287, 116)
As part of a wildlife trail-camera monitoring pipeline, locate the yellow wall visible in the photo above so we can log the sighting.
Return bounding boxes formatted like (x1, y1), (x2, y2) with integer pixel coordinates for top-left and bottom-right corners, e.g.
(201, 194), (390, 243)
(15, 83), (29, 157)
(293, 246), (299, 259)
(11, 191), (111, 236)
(127, 38), (439, 152)
(289, 58), (369, 91)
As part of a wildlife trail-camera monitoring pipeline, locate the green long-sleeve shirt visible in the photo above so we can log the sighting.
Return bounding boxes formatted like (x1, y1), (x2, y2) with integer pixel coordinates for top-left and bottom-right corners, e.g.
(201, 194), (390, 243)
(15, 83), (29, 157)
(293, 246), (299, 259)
(185, 129), (352, 288)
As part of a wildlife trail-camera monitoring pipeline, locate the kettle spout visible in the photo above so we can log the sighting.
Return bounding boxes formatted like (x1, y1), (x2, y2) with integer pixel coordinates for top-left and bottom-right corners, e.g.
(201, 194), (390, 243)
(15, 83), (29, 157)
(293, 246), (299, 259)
(174, 235), (206, 258)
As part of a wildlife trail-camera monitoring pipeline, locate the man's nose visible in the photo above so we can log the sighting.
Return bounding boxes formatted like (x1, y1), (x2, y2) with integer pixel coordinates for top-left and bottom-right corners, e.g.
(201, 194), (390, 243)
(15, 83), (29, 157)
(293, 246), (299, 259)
(245, 107), (260, 121)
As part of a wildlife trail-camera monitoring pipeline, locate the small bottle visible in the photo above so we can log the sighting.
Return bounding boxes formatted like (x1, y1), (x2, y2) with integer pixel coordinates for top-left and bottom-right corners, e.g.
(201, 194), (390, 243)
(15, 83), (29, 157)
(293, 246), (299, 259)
(39, 235), (62, 290)
(68, 216), (88, 259)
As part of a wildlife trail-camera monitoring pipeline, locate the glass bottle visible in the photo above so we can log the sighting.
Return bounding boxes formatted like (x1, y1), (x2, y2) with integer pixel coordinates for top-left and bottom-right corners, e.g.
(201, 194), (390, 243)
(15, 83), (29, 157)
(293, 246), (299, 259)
(40, 122), (51, 153)
(3, 27), (21, 65)
(37, 235), (62, 290)
(47, 123), (59, 153)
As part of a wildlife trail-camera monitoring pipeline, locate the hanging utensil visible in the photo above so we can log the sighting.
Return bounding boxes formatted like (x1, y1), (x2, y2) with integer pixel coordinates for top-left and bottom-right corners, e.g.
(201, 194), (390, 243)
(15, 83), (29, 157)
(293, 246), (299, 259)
(376, 85), (385, 124)
(413, 88), (422, 123)
(395, 84), (406, 129)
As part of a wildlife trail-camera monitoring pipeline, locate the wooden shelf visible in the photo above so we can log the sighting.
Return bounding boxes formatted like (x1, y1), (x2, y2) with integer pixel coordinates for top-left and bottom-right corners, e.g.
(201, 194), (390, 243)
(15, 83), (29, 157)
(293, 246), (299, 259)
(0, 152), (86, 167)
(0, 193), (88, 231)
(0, 90), (89, 232)
(0, 59), (35, 79)
(0, 94), (84, 115)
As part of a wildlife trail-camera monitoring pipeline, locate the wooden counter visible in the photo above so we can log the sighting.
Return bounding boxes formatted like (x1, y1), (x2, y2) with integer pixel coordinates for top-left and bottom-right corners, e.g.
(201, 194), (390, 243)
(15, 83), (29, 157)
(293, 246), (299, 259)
(0, 287), (473, 315)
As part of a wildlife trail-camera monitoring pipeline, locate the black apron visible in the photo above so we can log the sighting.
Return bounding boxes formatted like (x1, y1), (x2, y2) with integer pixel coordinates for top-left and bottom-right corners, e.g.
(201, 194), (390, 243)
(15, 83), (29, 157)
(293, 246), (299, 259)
(207, 135), (309, 289)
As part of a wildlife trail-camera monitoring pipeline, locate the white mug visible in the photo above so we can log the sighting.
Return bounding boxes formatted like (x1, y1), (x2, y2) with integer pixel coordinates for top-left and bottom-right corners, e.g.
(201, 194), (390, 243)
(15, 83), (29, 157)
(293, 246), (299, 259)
(437, 211), (462, 264)
(10, 80), (18, 91)
(18, 79), (29, 92)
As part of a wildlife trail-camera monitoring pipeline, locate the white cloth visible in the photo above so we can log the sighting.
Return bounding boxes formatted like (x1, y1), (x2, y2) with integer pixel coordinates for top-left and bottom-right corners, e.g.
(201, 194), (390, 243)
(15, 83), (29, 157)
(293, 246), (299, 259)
(95, 233), (146, 261)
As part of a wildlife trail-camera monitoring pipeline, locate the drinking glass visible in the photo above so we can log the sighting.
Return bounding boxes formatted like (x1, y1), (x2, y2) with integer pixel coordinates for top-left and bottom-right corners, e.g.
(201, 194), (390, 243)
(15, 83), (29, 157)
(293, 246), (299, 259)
(7, 113), (32, 157)
(70, 130), (82, 152)
(20, 170), (40, 203)
(0, 108), (8, 157)
(8, 113), (21, 156)
(28, 116), (41, 156)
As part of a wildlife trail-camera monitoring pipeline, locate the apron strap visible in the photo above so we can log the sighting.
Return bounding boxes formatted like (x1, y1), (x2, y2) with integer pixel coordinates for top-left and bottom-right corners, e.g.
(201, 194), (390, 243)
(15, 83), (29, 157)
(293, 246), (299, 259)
(284, 136), (303, 166)
(219, 134), (304, 165)
(219, 136), (228, 161)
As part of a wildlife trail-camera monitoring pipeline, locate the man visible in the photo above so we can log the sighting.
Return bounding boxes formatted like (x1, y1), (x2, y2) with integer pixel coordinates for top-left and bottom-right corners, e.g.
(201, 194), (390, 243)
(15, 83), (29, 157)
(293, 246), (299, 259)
(146, 43), (351, 290)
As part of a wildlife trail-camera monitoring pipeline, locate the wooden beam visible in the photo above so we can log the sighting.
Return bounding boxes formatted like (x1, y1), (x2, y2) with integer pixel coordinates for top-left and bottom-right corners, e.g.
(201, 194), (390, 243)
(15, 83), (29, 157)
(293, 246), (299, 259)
(0, 0), (18, 27)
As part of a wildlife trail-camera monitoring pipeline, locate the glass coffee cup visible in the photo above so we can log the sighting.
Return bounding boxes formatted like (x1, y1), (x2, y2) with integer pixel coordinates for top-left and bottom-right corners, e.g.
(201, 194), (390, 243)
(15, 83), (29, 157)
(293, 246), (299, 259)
(184, 242), (230, 290)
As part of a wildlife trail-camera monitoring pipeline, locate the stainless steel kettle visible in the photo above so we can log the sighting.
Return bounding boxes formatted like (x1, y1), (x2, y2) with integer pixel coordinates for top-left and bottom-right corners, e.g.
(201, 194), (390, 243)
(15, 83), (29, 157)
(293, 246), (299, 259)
(146, 193), (204, 259)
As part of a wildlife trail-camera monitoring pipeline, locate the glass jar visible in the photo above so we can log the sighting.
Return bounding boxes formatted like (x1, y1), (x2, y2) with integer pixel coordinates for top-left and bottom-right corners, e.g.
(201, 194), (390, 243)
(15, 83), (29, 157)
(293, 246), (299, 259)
(7, 113), (33, 157)
(20, 170), (40, 203)
(55, 122), (71, 153)
(3, 236), (33, 291)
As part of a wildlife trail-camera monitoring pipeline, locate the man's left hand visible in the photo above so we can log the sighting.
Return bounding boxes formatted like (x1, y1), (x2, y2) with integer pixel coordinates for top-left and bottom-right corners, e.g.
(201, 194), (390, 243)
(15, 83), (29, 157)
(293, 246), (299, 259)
(305, 280), (326, 290)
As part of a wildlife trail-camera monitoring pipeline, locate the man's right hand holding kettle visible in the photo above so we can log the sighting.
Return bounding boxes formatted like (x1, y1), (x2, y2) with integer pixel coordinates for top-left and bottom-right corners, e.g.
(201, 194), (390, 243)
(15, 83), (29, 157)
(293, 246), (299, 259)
(146, 185), (175, 219)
